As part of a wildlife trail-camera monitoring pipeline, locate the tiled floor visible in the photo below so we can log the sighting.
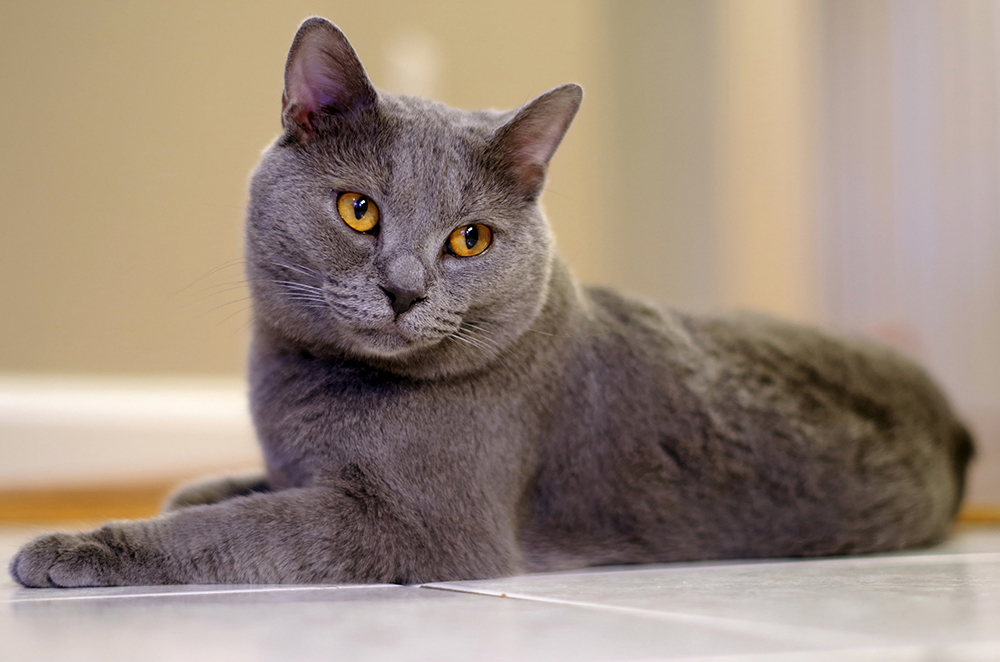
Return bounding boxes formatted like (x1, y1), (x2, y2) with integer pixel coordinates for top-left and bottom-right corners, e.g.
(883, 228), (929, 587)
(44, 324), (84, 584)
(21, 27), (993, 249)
(1, 526), (999, 661)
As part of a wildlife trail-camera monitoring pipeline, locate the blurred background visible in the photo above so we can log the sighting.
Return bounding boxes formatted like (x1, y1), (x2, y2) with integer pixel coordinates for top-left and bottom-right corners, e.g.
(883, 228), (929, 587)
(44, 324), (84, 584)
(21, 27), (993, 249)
(1, 0), (998, 519)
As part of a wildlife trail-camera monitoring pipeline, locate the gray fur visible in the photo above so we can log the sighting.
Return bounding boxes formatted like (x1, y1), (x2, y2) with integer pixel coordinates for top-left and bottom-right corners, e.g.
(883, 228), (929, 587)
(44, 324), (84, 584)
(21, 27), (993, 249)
(10, 17), (973, 587)
(161, 470), (270, 513)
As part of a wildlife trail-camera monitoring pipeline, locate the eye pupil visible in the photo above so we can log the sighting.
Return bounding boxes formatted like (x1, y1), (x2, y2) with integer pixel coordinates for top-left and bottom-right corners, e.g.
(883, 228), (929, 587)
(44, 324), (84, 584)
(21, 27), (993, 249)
(463, 225), (478, 250)
(354, 197), (368, 220)
(447, 223), (491, 257)
(337, 192), (379, 233)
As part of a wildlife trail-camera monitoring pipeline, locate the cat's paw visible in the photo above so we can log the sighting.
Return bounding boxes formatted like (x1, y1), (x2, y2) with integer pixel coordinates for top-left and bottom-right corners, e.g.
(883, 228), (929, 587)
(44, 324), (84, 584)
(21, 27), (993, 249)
(9, 531), (125, 588)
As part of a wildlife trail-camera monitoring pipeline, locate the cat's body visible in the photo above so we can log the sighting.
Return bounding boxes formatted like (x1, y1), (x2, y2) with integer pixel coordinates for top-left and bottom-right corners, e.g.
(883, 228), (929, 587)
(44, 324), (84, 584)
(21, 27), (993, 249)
(10, 18), (972, 587)
(243, 264), (969, 582)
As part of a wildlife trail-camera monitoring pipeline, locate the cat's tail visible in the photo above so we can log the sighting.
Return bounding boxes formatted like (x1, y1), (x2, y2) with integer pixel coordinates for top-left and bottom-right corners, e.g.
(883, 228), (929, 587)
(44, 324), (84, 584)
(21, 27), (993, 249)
(950, 422), (976, 517)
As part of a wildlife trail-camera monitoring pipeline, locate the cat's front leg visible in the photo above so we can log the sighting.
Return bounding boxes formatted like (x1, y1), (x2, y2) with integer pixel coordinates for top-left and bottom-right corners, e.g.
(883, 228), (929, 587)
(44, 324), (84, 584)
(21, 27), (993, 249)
(10, 484), (512, 587)
(161, 469), (270, 513)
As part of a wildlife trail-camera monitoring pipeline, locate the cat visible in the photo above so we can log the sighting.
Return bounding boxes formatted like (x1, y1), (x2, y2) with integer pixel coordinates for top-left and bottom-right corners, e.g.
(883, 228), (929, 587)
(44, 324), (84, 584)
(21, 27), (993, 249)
(10, 17), (973, 587)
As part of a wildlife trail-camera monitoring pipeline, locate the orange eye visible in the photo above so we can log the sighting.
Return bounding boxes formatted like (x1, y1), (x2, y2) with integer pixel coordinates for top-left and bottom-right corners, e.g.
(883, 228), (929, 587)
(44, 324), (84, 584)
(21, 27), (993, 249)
(336, 192), (379, 233)
(447, 224), (492, 257)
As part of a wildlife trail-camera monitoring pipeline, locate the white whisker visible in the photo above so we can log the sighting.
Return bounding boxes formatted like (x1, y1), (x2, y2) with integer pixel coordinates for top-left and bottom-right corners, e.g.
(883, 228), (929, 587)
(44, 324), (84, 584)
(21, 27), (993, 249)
(272, 262), (319, 278)
(177, 258), (246, 295)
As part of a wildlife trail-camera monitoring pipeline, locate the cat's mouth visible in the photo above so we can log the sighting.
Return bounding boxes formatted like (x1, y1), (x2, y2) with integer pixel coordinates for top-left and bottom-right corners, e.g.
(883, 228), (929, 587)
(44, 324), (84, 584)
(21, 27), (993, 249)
(343, 316), (456, 359)
(268, 276), (470, 361)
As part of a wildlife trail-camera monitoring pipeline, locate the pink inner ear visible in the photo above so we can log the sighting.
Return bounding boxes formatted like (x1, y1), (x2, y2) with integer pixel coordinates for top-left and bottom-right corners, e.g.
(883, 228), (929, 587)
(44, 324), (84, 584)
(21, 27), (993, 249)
(511, 115), (571, 168)
(287, 53), (338, 119)
(502, 86), (582, 169)
(297, 57), (341, 111)
(282, 20), (376, 134)
(494, 86), (582, 193)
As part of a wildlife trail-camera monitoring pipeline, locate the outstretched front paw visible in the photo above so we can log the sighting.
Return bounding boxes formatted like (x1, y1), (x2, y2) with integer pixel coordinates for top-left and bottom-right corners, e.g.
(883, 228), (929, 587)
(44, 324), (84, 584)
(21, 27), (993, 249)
(10, 530), (129, 588)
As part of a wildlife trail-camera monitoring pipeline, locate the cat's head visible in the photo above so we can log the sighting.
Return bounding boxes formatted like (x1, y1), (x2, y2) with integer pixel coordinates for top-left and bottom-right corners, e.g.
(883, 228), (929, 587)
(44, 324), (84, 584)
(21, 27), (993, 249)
(246, 17), (581, 378)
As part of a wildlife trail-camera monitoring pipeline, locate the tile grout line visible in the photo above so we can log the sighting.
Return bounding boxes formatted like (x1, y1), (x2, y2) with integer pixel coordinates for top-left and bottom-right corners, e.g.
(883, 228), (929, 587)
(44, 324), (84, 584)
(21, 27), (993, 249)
(420, 585), (890, 648)
(5, 584), (400, 602)
(476, 551), (1000, 580)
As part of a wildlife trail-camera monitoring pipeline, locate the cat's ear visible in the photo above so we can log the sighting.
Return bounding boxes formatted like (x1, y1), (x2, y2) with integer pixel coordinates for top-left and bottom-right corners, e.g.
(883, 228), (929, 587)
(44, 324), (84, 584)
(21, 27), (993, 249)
(490, 84), (583, 199)
(281, 18), (377, 138)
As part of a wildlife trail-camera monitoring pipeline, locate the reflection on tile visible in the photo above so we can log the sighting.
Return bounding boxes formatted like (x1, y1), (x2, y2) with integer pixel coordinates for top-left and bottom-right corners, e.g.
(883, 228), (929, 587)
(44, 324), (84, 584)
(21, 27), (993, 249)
(654, 640), (1000, 662)
(1, 584), (810, 662)
(429, 530), (1000, 648)
(6, 583), (397, 602)
(2, 526), (999, 661)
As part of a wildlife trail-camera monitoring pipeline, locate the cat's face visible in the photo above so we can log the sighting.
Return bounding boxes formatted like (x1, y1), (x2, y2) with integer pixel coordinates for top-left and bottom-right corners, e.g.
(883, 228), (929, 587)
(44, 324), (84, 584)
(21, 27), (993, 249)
(246, 18), (580, 378)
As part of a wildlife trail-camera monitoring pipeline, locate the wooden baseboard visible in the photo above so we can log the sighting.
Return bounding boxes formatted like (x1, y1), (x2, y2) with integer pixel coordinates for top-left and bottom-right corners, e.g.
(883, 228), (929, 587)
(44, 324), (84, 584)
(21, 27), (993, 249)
(1, 483), (998, 526)
(957, 505), (1000, 524)
(0, 482), (177, 524)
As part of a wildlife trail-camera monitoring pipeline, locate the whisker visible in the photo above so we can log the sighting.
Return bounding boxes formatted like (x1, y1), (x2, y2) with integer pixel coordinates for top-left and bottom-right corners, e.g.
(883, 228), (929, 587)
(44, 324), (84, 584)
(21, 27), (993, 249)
(449, 334), (477, 349)
(188, 278), (250, 294)
(454, 329), (493, 354)
(468, 318), (556, 340)
(208, 296), (254, 313)
(197, 279), (250, 291)
(176, 258), (246, 295)
(275, 281), (324, 295)
(460, 324), (503, 352)
(218, 304), (254, 325)
(191, 282), (251, 303)
(284, 291), (327, 300)
(272, 262), (319, 278)
(236, 311), (257, 334)
(286, 297), (328, 305)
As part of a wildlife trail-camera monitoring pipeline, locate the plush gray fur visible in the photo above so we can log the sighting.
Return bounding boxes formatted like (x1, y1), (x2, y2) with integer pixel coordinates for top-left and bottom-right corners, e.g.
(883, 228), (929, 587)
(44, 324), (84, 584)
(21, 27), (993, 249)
(11, 18), (973, 587)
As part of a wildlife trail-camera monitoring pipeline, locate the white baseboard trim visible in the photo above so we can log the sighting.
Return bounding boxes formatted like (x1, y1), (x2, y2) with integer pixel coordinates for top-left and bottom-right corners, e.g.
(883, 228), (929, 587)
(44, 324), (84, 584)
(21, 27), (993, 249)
(0, 375), (262, 490)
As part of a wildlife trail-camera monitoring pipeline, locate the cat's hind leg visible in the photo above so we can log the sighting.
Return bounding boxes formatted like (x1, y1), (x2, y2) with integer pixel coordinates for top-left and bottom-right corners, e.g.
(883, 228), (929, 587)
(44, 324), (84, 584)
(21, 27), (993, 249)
(161, 469), (270, 513)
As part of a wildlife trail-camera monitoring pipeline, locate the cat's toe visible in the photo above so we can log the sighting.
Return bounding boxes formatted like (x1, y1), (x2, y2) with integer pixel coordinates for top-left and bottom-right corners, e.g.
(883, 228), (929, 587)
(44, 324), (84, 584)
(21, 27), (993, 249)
(10, 534), (68, 587)
(47, 540), (122, 588)
(9, 533), (121, 588)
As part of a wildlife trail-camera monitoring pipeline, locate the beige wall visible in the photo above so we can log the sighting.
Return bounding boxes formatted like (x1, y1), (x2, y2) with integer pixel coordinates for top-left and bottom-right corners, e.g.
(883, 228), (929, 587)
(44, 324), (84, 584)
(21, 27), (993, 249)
(714, 0), (820, 322)
(3, 1), (997, 506)
(0, 0), (830, 377)
(0, 0), (612, 375)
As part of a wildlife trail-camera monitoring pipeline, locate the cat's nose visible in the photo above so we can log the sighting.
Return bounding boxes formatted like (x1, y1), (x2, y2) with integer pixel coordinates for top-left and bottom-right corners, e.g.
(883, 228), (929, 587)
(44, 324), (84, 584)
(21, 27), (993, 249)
(380, 285), (425, 316)
(380, 254), (427, 317)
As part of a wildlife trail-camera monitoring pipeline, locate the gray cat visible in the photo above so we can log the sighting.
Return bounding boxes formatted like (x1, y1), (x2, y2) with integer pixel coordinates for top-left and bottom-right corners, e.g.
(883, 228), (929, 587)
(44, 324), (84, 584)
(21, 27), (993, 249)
(10, 17), (973, 587)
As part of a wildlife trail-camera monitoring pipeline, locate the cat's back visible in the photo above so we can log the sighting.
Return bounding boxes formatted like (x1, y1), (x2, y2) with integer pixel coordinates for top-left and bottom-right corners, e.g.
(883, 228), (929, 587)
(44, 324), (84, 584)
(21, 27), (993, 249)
(582, 286), (965, 460)
(526, 286), (972, 567)
(675, 308), (968, 470)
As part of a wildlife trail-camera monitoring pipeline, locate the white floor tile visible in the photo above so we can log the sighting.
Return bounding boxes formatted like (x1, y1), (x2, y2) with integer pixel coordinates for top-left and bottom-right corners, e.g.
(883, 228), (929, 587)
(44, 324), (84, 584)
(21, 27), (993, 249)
(644, 640), (1000, 662)
(3, 526), (999, 661)
(1, 582), (820, 662)
(429, 529), (1000, 651)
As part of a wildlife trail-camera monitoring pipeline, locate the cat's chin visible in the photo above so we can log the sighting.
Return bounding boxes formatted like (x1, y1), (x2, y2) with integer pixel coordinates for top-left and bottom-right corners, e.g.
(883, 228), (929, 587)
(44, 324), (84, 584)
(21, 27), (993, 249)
(344, 325), (449, 361)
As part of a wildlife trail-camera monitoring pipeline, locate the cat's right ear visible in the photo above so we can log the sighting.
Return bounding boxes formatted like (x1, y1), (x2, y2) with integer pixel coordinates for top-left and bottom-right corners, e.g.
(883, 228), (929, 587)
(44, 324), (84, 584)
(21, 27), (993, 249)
(281, 18), (377, 140)
(490, 84), (583, 200)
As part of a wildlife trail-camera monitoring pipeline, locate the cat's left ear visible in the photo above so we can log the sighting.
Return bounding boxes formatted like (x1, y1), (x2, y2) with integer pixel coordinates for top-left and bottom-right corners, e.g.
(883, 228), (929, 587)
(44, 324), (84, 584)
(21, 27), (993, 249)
(490, 84), (583, 199)
(281, 17), (377, 139)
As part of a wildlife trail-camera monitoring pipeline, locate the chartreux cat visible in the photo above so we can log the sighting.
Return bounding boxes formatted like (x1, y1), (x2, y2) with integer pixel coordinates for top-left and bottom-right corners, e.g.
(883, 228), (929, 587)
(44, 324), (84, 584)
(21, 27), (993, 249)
(10, 17), (972, 587)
